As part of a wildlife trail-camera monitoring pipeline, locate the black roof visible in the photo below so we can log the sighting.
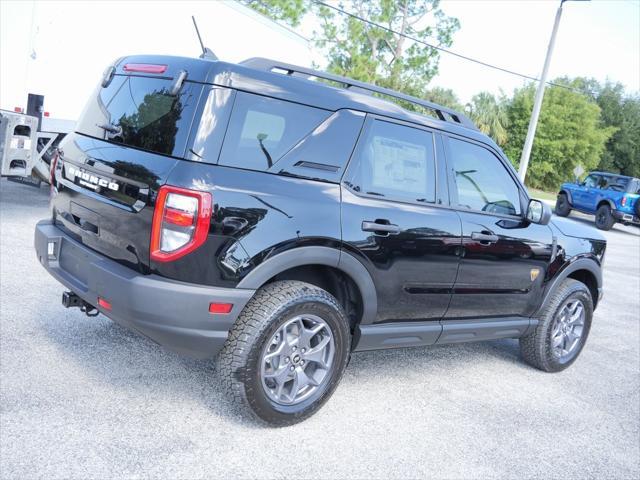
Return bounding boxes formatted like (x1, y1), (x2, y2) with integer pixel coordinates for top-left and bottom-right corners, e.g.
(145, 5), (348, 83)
(114, 55), (495, 147)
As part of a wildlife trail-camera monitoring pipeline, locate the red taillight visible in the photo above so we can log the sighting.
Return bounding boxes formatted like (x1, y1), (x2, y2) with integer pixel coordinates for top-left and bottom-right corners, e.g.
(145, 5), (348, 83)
(97, 297), (112, 311)
(150, 185), (212, 262)
(123, 63), (168, 74)
(209, 303), (233, 314)
(621, 196), (627, 207)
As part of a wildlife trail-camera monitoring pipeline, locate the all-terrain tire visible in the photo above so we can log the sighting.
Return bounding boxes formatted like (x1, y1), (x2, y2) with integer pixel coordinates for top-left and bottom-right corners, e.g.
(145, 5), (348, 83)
(520, 278), (593, 373)
(595, 204), (615, 231)
(217, 280), (350, 426)
(555, 193), (571, 217)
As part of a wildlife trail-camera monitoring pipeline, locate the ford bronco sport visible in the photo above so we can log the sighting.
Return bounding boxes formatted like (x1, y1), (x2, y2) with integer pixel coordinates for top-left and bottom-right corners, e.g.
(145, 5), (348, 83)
(35, 55), (606, 426)
(556, 171), (640, 230)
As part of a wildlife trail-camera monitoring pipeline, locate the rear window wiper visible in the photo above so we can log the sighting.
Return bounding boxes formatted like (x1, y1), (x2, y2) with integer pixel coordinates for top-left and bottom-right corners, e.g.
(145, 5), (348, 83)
(97, 123), (122, 139)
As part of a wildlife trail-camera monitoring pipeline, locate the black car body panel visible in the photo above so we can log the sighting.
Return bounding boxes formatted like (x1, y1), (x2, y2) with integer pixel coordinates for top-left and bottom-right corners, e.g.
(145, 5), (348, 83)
(38, 53), (605, 359)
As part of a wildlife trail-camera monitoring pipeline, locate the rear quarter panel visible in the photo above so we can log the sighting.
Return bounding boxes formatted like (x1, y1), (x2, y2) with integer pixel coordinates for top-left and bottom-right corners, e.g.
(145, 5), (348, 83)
(159, 162), (342, 287)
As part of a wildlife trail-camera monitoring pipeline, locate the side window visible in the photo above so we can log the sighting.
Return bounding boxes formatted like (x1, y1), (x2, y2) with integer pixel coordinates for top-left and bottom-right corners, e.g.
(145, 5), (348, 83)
(447, 137), (521, 216)
(597, 176), (609, 189)
(345, 119), (436, 203)
(218, 92), (331, 171)
(583, 174), (599, 188)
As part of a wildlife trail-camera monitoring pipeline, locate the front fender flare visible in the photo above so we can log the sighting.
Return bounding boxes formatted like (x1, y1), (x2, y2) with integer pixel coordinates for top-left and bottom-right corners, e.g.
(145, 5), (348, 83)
(559, 189), (574, 205)
(536, 256), (602, 316)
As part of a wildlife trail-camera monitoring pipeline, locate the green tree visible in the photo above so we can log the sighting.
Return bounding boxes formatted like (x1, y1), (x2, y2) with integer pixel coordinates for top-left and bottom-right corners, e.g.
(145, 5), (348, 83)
(504, 80), (615, 191)
(424, 87), (463, 110)
(245, 0), (460, 102)
(593, 83), (640, 177)
(241, 0), (308, 26)
(466, 92), (509, 146)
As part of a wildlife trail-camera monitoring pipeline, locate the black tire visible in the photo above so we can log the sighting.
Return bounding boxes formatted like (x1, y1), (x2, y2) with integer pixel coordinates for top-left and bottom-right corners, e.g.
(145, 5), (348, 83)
(634, 198), (640, 218)
(217, 280), (350, 426)
(555, 193), (571, 217)
(595, 204), (615, 231)
(520, 278), (593, 372)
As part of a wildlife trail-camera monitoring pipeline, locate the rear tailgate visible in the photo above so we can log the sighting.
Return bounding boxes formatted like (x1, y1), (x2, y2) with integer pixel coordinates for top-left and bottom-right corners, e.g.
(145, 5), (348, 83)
(51, 58), (205, 271)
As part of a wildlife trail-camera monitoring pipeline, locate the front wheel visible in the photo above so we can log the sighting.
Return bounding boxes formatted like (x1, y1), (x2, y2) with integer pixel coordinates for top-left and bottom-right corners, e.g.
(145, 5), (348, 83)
(595, 204), (615, 230)
(520, 278), (593, 372)
(555, 193), (571, 217)
(217, 280), (350, 426)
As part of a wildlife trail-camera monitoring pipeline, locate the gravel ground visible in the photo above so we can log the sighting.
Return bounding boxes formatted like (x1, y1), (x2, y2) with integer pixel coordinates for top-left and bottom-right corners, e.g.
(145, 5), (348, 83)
(1, 178), (638, 479)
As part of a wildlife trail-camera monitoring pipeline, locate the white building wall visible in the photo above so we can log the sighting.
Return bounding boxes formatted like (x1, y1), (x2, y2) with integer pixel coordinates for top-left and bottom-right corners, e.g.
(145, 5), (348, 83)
(0, 0), (311, 121)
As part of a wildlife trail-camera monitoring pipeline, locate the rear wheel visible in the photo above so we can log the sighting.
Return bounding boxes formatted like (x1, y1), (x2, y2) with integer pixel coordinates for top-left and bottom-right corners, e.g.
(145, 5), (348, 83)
(217, 280), (350, 426)
(520, 278), (593, 372)
(595, 204), (615, 230)
(555, 193), (571, 217)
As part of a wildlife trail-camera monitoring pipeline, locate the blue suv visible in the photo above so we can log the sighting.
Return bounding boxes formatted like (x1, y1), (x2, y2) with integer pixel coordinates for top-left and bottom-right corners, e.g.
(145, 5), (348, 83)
(556, 172), (640, 230)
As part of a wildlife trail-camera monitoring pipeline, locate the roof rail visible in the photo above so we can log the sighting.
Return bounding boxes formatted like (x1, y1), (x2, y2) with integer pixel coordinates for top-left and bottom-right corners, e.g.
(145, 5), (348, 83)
(240, 57), (477, 130)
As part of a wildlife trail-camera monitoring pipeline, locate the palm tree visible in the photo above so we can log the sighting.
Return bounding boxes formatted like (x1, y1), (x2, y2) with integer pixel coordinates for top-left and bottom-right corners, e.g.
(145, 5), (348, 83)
(466, 92), (509, 146)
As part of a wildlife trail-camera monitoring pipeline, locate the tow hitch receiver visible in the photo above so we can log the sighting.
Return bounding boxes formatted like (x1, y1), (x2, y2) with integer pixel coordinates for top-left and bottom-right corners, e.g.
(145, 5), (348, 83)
(61, 291), (99, 317)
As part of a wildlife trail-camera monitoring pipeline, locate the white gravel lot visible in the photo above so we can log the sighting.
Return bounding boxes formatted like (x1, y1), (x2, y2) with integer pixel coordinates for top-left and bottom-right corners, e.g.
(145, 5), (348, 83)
(1, 178), (639, 479)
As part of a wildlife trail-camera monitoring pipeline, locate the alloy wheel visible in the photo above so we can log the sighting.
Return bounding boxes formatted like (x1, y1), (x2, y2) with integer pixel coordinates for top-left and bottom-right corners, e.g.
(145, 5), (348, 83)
(551, 299), (585, 362)
(260, 314), (335, 405)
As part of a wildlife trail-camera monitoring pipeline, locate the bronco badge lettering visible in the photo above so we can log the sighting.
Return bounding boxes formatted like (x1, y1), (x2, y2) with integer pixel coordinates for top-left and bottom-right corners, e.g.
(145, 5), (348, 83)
(67, 165), (119, 191)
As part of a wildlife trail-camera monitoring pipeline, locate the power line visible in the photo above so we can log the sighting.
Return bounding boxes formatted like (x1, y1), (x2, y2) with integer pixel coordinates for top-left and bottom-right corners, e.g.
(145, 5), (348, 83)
(312, 0), (589, 94)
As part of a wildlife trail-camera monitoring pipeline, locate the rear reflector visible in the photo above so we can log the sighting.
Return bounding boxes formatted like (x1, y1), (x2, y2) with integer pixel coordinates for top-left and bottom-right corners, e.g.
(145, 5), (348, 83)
(123, 63), (168, 74)
(209, 303), (233, 314)
(97, 297), (112, 311)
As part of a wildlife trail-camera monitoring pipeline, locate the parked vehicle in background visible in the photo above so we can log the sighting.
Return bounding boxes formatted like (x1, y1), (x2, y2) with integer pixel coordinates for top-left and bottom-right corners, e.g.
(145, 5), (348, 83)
(556, 172), (640, 230)
(35, 54), (606, 426)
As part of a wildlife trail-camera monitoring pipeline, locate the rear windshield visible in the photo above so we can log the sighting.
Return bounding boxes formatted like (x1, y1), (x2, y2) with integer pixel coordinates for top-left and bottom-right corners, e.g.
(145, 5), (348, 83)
(76, 75), (202, 158)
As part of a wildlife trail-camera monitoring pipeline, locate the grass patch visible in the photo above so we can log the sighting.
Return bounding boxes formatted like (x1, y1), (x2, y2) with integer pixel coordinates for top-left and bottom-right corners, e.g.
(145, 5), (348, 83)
(526, 187), (557, 202)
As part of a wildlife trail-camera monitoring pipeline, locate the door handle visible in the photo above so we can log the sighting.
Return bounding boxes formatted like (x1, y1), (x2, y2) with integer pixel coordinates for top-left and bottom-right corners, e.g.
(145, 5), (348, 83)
(471, 231), (499, 244)
(362, 220), (401, 235)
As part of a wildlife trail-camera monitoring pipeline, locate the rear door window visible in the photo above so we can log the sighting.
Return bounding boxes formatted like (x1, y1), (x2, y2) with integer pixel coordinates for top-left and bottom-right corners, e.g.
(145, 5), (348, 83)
(344, 119), (436, 204)
(218, 92), (331, 171)
(76, 75), (202, 158)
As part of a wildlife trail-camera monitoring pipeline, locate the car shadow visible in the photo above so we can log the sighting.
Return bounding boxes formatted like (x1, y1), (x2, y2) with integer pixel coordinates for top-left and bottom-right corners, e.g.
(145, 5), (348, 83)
(40, 308), (530, 426)
(39, 311), (263, 427)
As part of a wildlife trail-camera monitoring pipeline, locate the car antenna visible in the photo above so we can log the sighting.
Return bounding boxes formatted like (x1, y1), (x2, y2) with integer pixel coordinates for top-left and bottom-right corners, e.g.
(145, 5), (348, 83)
(192, 15), (218, 61)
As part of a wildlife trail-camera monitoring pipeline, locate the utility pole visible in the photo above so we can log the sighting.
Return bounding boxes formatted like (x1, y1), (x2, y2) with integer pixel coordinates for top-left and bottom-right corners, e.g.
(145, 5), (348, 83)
(517, 1), (565, 182)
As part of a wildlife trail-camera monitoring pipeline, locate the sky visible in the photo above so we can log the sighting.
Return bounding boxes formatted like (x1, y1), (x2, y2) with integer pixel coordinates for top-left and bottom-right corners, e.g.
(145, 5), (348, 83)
(431, 0), (640, 102)
(1, 0), (638, 120)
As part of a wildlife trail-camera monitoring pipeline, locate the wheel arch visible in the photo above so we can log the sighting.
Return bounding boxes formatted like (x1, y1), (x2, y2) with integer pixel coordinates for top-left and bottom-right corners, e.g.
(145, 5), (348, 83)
(559, 189), (573, 205)
(597, 198), (615, 211)
(237, 246), (377, 327)
(536, 257), (602, 315)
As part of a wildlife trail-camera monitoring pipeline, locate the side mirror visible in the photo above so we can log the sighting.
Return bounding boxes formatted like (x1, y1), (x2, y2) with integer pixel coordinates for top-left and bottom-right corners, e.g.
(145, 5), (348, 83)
(526, 199), (552, 225)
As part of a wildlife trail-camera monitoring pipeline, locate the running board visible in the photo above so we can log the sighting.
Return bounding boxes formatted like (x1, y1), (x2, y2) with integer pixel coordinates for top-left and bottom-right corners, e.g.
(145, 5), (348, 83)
(354, 317), (536, 352)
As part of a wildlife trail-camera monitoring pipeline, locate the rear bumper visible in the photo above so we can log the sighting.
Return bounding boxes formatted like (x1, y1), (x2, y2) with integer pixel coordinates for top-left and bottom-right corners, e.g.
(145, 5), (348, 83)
(34, 220), (255, 359)
(612, 210), (640, 224)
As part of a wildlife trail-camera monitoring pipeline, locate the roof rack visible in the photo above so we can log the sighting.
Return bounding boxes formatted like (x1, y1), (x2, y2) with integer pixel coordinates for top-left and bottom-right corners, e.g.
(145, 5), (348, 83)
(240, 57), (477, 130)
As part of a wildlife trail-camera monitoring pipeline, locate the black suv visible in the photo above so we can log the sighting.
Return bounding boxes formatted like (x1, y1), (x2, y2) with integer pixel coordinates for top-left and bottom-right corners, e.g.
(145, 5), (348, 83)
(35, 55), (606, 425)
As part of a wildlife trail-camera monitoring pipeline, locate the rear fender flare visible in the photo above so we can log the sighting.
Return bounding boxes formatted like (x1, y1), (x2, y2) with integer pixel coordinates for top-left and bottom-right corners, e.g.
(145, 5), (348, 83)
(596, 198), (616, 211)
(237, 246), (377, 325)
